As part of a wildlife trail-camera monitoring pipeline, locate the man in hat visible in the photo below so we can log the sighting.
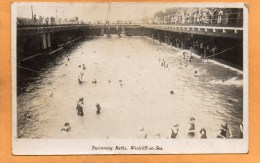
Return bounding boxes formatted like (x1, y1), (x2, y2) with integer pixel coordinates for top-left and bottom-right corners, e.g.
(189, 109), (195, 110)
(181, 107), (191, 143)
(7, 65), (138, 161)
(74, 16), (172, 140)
(188, 117), (196, 138)
(217, 123), (232, 138)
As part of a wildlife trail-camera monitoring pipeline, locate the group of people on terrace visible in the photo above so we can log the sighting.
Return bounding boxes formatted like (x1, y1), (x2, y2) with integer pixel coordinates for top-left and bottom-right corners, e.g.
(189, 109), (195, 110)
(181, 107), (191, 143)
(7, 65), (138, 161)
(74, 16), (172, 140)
(144, 8), (243, 27)
(17, 14), (84, 26)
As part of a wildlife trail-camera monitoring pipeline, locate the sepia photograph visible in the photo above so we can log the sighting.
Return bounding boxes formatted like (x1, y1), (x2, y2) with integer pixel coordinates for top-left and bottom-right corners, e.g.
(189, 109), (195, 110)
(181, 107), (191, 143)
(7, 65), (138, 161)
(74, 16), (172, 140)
(12, 2), (248, 154)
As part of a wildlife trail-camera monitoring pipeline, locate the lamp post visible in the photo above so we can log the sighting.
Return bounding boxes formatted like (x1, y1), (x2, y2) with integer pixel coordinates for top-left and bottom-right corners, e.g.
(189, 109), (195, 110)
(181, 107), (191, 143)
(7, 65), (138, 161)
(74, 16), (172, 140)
(31, 5), (34, 20)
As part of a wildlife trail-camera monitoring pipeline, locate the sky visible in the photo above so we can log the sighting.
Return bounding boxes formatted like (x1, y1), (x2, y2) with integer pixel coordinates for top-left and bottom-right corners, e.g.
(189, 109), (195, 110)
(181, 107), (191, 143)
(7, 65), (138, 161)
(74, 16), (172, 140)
(15, 2), (243, 22)
(16, 3), (172, 22)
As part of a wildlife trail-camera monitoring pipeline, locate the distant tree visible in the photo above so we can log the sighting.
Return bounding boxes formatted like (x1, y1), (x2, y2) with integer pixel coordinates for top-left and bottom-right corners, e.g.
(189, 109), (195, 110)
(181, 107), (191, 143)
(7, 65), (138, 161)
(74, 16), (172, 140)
(154, 10), (165, 18)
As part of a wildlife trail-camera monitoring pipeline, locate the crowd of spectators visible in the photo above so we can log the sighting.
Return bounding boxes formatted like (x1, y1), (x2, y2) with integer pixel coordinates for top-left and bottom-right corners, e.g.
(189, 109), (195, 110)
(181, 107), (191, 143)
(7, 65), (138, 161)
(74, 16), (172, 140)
(144, 8), (243, 27)
(17, 15), (85, 26)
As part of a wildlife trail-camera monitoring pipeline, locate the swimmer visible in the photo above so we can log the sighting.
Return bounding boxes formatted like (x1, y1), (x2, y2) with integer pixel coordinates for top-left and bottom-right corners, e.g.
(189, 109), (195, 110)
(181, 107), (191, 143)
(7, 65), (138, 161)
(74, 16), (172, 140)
(92, 79), (97, 84)
(194, 71), (200, 77)
(78, 73), (84, 84)
(83, 64), (86, 70)
(217, 123), (232, 139)
(161, 62), (164, 67)
(61, 122), (71, 132)
(96, 103), (102, 114)
(200, 128), (207, 139)
(182, 51), (186, 59)
(161, 59), (165, 67)
(188, 55), (193, 61)
(76, 97), (84, 116)
(188, 117), (196, 138)
(171, 124), (179, 139)
(24, 112), (32, 121)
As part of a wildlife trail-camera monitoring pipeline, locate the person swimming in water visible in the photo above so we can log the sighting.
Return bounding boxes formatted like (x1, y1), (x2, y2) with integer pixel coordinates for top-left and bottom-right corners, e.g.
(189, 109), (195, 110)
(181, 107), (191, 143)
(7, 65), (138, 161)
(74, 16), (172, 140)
(171, 124), (179, 139)
(217, 123), (232, 139)
(92, 79), (97, 84)
(194, 71), (200, 77)
(76, 97), (84, 116)
(78, 73), (84, 84)
(161, 59), (165, 67)
(24, 112), (32, 121)
(83, 64), (86, 70)
(182, 51), (186, 59)
(200, 128), (207, 139)
(188, 117), (196, 138)
(61, 122), (71, 132)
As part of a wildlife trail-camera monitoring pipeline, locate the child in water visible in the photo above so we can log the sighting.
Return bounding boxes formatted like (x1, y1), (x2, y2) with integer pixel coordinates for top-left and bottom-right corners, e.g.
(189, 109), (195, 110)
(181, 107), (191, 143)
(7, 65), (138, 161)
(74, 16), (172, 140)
(200, 128), (207, 139)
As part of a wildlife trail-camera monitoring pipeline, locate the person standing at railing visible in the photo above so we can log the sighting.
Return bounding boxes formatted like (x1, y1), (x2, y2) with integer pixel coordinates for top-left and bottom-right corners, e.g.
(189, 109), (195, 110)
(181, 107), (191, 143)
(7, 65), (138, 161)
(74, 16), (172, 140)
(50, 17), (55, 25)
(45, 17), (49, 25)
(197, 12), (201, 24)
(217, 9), (224, 25)
(209, 10), (214, 24)
(187, 13), (192, 24)
(39, 16), (44, 25)
(33, 15), (37, 25)
(193, 12), (197, 25)
(213, 8), (218, 24)
(224, 12), (229, 26)
(181, 13), (185, 24)
(174, 16), (178, 24)
(201, 12), (206, 24)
